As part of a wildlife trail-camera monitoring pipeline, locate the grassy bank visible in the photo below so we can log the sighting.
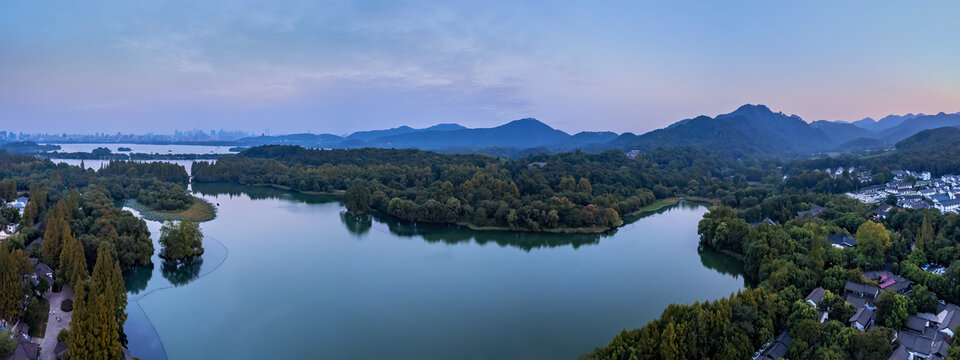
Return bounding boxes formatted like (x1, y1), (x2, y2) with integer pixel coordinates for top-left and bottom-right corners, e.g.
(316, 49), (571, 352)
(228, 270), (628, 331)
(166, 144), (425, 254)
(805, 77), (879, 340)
(123, 196), (217, 222)
(625, 196), (721, 218)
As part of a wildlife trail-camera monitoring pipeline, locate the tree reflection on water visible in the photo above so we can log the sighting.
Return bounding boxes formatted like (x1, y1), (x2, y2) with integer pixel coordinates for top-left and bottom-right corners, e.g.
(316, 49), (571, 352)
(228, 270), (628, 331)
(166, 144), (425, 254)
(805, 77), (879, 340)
(161, 256), (204, 286)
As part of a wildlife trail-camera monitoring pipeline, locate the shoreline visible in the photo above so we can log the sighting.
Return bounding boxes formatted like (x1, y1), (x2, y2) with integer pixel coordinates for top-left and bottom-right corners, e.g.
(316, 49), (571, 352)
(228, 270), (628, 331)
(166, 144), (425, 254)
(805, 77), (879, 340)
(122, 197), (218, 223)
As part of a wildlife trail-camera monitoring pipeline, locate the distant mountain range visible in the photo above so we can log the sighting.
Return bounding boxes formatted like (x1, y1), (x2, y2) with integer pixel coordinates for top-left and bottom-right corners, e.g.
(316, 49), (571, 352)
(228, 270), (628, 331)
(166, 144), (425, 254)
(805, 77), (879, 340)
(605, 104), (834, 156)
(219, 105), (960, 157)
(9, 104), (955, 159)
(228, 118), (620, 154)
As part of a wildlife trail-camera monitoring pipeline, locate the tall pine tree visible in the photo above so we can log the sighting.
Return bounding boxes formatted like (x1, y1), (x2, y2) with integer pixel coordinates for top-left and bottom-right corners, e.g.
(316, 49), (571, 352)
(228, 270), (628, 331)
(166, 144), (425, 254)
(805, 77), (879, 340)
(91, 247), (127, 331)
(0, 248), (24, 325)
(917, 211), (934, 252)
(42, 200), (68, 267)
(68, 250), (124, 360)
(59, 230), (88, 290)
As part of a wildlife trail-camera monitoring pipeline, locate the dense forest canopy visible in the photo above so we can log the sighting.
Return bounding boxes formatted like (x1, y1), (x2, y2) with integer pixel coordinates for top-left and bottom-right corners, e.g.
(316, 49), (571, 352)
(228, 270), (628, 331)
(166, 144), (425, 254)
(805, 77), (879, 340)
(194, 145), (785, 232)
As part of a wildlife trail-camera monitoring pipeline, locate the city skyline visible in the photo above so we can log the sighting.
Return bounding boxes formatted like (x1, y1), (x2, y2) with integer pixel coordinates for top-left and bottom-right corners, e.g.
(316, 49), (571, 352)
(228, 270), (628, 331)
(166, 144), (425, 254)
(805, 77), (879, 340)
(2, 1), (959, 134)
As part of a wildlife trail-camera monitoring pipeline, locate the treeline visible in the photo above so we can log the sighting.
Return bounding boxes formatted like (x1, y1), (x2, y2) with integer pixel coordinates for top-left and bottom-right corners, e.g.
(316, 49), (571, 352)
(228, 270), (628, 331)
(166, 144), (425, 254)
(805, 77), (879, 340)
(136, 182), (192, 211)
(44, 152), (219, 161)
(0, 154), (194, 212)
(193, 146), (771, 231)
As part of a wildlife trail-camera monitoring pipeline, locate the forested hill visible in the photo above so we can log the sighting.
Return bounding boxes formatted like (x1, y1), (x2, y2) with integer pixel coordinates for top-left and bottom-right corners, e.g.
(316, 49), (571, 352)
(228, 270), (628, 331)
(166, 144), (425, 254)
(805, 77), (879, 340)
(608, 104), (833, 156)
(783, 126), (960, 177)
(879, 127), (960, 176)
(236, 146), (499, 167)
(894, 126), (960, 151)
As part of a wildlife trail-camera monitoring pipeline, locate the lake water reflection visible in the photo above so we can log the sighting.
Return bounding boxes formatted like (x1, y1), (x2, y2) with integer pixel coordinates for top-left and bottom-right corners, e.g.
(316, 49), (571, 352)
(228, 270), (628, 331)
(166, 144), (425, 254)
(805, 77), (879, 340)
(122, 183), (745, 360)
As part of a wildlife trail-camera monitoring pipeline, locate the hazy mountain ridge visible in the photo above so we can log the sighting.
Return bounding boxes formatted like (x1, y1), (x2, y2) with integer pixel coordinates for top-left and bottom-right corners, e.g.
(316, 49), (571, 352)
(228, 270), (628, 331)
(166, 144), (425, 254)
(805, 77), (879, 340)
(364, 118), (570, 150)
(810, 120), (874, 144)
(608, 104), (833, 155)
(160, 105), (960, 158)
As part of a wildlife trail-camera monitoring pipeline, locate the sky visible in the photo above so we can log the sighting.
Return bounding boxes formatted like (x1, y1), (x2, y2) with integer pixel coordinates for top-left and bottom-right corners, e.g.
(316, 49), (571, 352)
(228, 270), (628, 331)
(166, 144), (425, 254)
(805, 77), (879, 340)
(1, 1), (959, 135)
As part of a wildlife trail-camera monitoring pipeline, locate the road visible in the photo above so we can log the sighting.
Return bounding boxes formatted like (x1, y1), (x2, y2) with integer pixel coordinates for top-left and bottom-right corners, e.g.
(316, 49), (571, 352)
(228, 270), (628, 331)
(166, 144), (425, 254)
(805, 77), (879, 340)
(37, 285), (74, 360)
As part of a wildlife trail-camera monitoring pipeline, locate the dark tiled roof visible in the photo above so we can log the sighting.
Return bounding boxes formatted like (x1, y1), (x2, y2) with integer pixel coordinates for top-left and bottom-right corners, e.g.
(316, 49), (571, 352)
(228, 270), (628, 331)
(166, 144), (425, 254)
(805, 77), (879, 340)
(8, 341), (40, 360)
(905, 315), (928, 333)
(759, 331), (792, 360)
(889, 345), (910, 360)
(849, 307), (874, 327)
(805, 287), (827, 305)
(845, 294), (869, 310)
(797, 204), (827, 218)
(844, 281), (879, 297)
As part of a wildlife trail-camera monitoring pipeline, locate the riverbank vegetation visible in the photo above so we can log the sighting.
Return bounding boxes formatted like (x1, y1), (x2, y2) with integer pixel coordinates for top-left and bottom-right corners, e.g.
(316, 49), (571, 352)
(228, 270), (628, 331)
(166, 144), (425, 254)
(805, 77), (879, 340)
(123, 197), (216, 223)
(193, 145), (774, 233)
(159, 220), (204, 260)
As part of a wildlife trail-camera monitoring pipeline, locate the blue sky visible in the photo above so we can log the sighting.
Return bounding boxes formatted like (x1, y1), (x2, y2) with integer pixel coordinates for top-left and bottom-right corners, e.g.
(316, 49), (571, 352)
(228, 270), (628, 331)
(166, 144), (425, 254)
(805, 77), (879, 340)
(1, 0), (958, 135)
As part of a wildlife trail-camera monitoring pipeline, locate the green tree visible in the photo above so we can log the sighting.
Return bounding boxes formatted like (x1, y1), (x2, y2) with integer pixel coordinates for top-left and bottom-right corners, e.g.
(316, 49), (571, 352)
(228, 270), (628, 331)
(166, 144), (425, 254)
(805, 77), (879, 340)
(0, 330), (17, 358)
(0, 206), (20, 225)
(909, 284), (938, 313)
(876, 290), (908, 329)
(159, 220), (204, 260)
(823, 265), (848, 294)
(855, 221), (891, 269)
(0, 248), (25, 324)
(90, 247), (127, 331)
(68, 280), (123, 360)
(42, 200), (69, 267)
(345, 180), (372, 213)
(59, 230), (88, 289)
(577, 177), (593, 196)
(659, 323), (679, 360)
(20, 200), (37, 227)
(917, 211), (934, 252)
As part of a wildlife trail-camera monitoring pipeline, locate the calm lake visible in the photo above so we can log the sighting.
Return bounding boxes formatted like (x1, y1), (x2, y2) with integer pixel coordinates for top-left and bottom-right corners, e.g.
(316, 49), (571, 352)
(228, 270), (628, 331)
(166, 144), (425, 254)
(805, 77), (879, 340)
(48, 143), (233, 155)
(121, 182), (745, 360)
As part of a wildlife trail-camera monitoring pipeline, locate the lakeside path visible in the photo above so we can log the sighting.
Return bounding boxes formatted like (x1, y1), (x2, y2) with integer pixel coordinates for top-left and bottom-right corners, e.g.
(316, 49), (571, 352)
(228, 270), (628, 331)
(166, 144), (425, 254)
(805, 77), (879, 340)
(38, 285), (74, 360)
